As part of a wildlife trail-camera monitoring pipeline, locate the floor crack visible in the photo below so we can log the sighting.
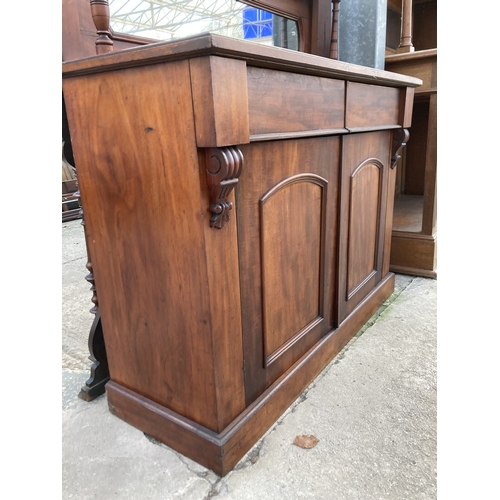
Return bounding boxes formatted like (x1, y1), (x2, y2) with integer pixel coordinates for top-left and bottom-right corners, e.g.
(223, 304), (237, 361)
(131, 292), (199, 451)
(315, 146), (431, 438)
(353, 275), (416, 340)
(144, 434), (223, 495)
(62, 256), (88, 266)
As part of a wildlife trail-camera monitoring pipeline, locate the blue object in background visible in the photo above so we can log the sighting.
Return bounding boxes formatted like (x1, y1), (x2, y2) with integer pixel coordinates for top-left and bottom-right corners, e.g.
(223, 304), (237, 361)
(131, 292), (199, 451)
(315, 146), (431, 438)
(242, 7), (273, 39)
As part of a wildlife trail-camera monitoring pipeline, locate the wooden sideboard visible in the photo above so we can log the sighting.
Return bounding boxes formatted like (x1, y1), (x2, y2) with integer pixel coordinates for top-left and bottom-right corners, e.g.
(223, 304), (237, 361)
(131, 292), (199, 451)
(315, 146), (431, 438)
(63, 33), (420, 475)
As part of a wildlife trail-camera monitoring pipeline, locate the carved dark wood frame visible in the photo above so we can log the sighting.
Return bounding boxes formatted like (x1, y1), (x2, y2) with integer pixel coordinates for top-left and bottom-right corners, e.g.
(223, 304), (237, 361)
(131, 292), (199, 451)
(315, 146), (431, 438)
(88, 0), (339, 59)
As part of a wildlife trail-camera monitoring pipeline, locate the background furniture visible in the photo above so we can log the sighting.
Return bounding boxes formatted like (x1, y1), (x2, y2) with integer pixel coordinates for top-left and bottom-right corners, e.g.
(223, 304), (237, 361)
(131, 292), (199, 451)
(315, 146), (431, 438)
(62, 0), (156, 398)
(62, 140), (80, 222)
(385, 0), (437, 277)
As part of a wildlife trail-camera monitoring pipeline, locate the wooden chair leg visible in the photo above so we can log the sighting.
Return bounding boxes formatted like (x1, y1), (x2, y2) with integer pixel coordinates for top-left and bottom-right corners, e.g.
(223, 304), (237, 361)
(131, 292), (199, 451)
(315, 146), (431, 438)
(78, 311), (110, 401)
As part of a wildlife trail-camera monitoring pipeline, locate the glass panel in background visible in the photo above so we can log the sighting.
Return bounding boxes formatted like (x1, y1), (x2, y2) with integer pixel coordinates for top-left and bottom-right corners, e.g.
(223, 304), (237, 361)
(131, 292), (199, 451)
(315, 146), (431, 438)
(108, 0), (299, 50)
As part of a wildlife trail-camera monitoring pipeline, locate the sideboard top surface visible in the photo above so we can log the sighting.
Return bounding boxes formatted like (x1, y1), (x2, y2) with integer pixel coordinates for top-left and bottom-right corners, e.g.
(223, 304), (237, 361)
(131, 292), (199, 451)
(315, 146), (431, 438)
(62, 32), (422, 88)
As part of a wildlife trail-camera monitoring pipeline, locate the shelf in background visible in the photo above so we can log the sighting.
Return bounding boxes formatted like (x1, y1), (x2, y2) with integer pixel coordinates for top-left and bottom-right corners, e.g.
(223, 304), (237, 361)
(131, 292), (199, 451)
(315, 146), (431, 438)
(393, 194), (423, 233)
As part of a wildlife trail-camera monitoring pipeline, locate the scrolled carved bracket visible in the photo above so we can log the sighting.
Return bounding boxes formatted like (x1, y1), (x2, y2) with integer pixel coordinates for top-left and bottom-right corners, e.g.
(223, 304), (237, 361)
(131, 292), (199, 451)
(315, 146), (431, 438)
(205, 146), (244, 229)
(391, 128), (410, 169)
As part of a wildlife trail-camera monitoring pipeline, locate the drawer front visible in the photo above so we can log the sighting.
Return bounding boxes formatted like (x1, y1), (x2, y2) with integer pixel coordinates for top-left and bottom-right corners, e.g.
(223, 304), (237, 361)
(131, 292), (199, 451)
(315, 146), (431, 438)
(346, 82), (400, 130)
(247, 66), (345, 138)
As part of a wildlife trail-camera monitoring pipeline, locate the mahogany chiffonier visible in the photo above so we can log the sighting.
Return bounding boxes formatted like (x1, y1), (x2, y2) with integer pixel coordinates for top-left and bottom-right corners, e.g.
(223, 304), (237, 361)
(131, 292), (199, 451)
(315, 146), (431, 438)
(62, 33), (421, 475)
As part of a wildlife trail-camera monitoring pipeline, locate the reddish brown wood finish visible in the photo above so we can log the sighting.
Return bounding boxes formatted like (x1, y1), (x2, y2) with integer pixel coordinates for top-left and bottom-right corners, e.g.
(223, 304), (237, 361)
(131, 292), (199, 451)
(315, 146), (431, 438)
(397, 0), (414, 53)
(106, 272), (395, 476)
(62, 0), (100, 61)
(237, 137), (339, 404)
(63, 0), (155, 62)
(90, 0), (113, 54)
(63, 33), (420, 475)
(204, 147), (244, 229)
(190, 56), (250, 148)
(247, 67), (345, 137)
(62, 32), (421, 88)
(346, 82), (401, 131)
(383, 160), (399, 277)
(63, 59), (246, 431)
(198, 150), (247, 430)
(337, 131), (391, 322)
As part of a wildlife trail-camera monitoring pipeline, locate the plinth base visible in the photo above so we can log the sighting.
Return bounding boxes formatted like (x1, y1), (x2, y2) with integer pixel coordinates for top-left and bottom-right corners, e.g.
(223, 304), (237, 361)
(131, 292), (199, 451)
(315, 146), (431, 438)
(106, 274), (395, 476)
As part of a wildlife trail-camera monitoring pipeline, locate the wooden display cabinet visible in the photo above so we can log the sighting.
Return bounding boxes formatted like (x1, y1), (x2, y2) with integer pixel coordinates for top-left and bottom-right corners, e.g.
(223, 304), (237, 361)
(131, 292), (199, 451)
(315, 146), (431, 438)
(386, 49), (436, 277)
(63, 33), (420, 475)
(385, 0), (437, 277)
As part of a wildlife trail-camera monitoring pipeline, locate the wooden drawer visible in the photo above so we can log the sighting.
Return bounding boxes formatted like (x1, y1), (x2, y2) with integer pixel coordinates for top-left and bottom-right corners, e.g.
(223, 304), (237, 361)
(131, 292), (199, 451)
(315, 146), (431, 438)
(346, 82), (401, 131)
(247, 66), (345, 139)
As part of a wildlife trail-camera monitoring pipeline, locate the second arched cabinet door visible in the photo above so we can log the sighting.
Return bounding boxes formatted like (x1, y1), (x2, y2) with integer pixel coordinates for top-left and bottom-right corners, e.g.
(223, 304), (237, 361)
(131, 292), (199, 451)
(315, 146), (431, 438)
(237, 136), (340, 405)
(337, 131), (393, 324)
(236, 131), (395, 405)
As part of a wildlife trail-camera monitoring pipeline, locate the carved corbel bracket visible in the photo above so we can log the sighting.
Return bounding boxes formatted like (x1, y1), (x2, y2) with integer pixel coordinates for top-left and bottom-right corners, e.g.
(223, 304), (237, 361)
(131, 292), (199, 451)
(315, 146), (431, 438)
(205, 146), (244, 229)
(391, 128), (410, 169)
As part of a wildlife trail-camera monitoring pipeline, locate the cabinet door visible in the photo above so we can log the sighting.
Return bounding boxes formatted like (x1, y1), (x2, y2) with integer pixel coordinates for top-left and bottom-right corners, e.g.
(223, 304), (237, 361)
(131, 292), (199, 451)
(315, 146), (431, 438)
(237, 137), (340, 405)
(338, 131), (392, 323)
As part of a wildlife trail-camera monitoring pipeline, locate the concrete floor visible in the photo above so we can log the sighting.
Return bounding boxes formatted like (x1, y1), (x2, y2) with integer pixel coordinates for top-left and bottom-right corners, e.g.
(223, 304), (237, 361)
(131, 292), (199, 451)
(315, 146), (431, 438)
(62, 218), (437, 499)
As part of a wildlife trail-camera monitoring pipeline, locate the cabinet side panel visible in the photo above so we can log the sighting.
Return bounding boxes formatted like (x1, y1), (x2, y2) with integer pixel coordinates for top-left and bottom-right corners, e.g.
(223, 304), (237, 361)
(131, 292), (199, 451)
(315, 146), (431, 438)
(63, 61), (219, 430)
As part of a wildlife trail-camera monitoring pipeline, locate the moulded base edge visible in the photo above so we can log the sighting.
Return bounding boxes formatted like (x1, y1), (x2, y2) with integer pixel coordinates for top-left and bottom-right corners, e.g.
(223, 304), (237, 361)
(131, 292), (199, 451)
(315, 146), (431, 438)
(390, 231), (437, 278)
(106, 273), (395, 476)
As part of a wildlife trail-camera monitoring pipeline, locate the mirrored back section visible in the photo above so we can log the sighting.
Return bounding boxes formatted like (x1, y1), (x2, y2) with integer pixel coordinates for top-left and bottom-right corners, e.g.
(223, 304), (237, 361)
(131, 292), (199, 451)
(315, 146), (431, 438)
(108, 0), (299, 50)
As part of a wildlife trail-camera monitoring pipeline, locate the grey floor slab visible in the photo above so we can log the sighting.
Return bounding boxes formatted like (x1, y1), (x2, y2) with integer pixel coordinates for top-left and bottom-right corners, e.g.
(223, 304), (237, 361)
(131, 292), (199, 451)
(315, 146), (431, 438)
(63, 247), (436, 500)
(62, 219), (94, 370)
